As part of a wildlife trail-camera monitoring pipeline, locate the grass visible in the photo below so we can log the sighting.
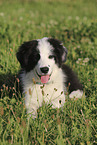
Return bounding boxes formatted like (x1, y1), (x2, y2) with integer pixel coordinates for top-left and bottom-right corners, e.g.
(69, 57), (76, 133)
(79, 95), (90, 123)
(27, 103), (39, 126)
(0, 0), (97, 144)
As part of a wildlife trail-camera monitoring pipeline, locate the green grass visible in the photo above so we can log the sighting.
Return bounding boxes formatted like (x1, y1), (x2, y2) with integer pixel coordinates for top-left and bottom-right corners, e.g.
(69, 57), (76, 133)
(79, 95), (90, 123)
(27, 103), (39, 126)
(0, 0), (97, 144)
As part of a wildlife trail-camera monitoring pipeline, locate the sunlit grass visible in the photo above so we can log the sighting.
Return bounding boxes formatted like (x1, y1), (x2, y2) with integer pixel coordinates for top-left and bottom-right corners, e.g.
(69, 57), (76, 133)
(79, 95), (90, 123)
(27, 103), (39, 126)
(0, 0), (97, 144)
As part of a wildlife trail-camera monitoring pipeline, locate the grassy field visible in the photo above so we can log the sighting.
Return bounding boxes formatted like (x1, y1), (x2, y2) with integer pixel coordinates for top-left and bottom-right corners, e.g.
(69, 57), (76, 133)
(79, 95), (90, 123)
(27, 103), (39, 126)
(0, 0), (97, 144)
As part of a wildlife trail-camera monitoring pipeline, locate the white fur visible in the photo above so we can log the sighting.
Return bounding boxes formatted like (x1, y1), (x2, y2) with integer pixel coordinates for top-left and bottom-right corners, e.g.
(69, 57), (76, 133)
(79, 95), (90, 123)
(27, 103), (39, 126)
(21, 65), (66, 117)
(69, 90), (83, 99)
(35, 37), (54, 77)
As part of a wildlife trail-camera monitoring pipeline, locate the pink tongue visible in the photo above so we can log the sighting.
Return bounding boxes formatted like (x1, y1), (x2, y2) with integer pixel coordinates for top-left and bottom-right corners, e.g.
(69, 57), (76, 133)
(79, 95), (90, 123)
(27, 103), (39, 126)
(41, 75), (49, 84)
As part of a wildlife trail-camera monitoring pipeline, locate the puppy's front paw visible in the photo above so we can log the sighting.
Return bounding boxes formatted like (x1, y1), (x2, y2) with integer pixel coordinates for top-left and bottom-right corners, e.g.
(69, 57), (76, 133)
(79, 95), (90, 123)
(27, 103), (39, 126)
(69, 90), (84, 99)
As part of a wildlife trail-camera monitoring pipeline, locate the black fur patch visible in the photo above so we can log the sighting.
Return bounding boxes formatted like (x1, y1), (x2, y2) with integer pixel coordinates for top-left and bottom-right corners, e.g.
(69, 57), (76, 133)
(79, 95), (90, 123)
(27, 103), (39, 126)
(62, 64), (83, 93)
(48, 38), (67, 67)
(16, 40), (39, 72)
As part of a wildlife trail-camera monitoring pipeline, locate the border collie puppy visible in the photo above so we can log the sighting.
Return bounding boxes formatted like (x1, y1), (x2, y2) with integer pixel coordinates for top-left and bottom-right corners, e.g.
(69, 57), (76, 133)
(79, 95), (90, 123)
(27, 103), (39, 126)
(16, 37), (83, 117)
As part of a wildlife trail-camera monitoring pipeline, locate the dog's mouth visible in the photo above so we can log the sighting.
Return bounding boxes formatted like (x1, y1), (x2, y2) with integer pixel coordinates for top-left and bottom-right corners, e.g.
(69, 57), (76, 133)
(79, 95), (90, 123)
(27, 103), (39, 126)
(36, 71), (51, 84)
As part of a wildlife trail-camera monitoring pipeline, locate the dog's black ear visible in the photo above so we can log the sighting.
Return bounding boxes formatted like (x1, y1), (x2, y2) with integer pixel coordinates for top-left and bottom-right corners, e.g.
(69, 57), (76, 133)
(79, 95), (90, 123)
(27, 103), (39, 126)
(61, 45), (68, 63)
(48, 38), (68, 63)
(16, 40), (38, 68)
(16, 42), (27, 68)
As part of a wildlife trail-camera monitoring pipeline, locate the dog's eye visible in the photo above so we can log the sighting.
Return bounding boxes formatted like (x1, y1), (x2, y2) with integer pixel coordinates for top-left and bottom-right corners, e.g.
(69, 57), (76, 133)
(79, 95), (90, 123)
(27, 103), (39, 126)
(48, 55), (55, 59)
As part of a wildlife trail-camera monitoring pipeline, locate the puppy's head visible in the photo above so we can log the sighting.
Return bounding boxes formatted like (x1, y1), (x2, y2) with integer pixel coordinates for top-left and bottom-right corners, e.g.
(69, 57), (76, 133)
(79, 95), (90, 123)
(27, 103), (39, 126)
(16, 37), (67, 83)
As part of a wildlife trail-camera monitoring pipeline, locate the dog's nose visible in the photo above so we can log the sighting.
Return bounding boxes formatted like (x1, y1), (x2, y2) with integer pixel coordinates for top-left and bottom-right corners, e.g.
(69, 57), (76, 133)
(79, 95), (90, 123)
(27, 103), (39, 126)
(40, 67), (49, 74)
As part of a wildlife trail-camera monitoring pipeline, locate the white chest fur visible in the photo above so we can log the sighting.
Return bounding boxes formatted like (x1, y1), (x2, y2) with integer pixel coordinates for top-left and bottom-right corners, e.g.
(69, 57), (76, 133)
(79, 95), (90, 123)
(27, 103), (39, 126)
(21, 68), (66, 117)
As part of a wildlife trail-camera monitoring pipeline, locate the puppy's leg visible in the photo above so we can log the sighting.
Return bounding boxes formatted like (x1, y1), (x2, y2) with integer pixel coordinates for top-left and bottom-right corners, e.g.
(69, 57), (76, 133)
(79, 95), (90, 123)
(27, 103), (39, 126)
(62, 64), (85, 98)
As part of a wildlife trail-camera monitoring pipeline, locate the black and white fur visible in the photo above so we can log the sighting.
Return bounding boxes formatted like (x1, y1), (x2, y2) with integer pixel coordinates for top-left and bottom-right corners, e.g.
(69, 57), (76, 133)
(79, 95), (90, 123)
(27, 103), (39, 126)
(16, 37), (83, 117)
